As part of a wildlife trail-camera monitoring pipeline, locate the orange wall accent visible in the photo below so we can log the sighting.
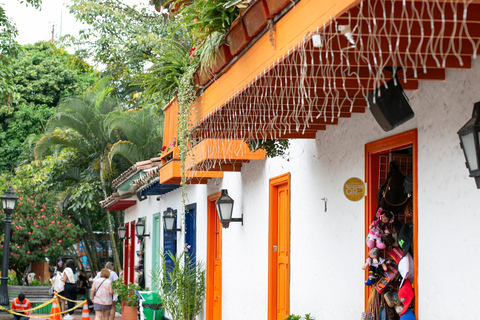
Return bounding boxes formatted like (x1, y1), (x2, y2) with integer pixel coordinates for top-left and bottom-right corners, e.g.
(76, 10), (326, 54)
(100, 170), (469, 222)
(190, 0), (360, 127)
(268, 173), (291, 320)
(206, 192), (222, 320)
(159, 160), (224, 185)
(162, 98), (179, 150)
(364, 129), (418, 317)
(185, 139), (266, 170)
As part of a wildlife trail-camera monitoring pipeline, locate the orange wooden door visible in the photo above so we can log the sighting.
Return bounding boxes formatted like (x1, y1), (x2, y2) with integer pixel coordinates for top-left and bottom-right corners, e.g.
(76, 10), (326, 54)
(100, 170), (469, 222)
(268, 173), (290, 320)
(207, 192), (222, 320)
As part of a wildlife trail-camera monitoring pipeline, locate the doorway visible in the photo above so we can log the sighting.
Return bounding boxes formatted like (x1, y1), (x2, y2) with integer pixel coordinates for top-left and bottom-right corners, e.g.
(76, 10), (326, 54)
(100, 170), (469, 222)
(206, 192), (222, 320)
(365, 129), (418, 317)
(268, 173), (291, 320)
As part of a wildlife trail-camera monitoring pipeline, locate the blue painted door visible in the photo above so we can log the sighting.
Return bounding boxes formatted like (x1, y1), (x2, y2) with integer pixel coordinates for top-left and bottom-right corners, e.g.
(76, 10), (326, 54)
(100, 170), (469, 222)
(185, 203), (197, 264)
(163, 209), (177, 273)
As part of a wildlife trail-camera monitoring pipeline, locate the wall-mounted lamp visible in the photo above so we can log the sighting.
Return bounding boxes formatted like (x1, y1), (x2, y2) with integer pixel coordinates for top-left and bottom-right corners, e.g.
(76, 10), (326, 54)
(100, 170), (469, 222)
(137, 193), (147, 201)
(135, 219), (150, 239)
(163, 207), (181, 234)
(215, 189), (243, 229)
(118, 226), (129, 240)
(458, 101), (480, 188)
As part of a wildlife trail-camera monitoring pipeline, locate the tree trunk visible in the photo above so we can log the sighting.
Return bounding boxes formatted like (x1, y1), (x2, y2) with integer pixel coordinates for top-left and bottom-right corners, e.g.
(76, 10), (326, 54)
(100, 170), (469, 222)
(82, 213), (101, 272)
(100, 155), (121, 271)
(113, 210), (123, 272)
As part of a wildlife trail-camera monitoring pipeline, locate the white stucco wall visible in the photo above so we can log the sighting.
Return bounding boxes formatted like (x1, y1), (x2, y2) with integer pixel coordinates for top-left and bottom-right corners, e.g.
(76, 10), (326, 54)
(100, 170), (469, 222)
(123, 58), (480, 319)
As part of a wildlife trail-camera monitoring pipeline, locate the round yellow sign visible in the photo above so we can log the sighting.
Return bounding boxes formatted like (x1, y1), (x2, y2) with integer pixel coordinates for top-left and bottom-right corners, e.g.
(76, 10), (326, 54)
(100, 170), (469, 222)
(344, 177), (365, 201)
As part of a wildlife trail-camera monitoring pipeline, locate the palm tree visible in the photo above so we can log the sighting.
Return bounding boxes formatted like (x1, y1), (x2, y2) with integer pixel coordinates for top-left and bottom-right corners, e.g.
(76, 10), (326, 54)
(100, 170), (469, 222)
(34, 77), (123, 270)
(105, 106), (164, 166)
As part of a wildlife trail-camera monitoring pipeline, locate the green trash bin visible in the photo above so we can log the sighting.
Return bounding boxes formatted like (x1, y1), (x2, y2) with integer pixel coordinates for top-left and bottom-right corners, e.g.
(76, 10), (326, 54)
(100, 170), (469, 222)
(137, 291), (163, 320)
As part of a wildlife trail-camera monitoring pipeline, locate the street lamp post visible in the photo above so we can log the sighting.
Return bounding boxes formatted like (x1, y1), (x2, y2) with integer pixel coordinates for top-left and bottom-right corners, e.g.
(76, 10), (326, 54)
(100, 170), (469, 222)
(0, 187), (18, 308)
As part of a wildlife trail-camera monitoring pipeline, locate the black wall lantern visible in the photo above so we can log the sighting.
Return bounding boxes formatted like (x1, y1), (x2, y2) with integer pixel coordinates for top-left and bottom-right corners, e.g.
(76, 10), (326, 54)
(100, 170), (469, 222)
(163, 207), (181, 234)
(136, 219), (150, 239)
(215, 189), (243, 229)
(458, 101), (480, 188)
(118, 226), (129, 240)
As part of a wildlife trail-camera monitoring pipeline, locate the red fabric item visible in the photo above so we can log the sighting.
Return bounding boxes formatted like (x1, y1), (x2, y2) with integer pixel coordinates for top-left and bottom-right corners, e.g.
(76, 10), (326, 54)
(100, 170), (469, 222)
(388, 247), (403, 264)
(398, 278), (415, 315)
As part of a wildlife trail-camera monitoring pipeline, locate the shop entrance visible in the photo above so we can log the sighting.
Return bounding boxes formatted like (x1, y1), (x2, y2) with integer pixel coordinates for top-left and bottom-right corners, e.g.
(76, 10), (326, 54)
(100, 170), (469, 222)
(365, 129), (418, 317)
(268, 173), (291, 320)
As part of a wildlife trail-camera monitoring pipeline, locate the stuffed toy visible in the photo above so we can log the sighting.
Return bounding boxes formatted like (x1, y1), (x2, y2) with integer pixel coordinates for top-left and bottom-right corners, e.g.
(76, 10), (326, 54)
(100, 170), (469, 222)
(362, 248), (387, 286)
(366, 208), (394, 249)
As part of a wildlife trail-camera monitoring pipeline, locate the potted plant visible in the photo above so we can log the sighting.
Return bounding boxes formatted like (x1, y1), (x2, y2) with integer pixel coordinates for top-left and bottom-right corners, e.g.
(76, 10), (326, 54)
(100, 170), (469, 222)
(112, 280), (142, 320)
(152, 248), (206, 320)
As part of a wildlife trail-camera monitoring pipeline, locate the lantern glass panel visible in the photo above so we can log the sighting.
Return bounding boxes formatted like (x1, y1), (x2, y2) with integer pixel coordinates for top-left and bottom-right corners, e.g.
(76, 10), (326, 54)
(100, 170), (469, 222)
(460, 131), (478, 171)
(118, 226), (127, 239)
(164, 216), (175, 231)
(217, 202), (233, 222)
(136, 223), (145, 236)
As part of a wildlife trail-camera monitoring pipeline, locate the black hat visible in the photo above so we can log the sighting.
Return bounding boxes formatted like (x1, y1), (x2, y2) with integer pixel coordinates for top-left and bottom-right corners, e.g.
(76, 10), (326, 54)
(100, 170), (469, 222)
(398, 221), (413, 257)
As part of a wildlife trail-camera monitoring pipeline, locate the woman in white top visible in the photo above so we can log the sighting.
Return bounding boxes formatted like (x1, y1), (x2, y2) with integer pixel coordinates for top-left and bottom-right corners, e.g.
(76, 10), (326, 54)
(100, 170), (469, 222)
(61, 259), (77, 319)
(50, 258), (65, 313)
(91, 269), (114, 320)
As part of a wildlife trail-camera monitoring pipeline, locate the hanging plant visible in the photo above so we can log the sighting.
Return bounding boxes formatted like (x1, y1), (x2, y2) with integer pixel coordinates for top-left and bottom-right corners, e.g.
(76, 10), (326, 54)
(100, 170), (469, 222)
(247, 138), (290, 158)
(177, 65), (198, 207)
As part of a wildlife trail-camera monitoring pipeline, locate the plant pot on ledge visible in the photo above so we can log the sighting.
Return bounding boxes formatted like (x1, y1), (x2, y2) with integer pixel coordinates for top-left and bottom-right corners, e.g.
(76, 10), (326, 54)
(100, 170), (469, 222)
(194, 68), (214, 89)
(243, 0), (270, 38)
(265, 0), (291, 18)
(123, 305), (138, 320)
(226, 17), (252, 56)
(211, 44), (233, 74)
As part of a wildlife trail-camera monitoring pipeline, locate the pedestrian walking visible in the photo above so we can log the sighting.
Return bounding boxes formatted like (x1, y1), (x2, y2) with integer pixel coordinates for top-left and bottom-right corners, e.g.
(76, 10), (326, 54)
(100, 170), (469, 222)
(62, 259), (77, 319)
(91, 269), (114, 320)
(50, 257), (65, 312)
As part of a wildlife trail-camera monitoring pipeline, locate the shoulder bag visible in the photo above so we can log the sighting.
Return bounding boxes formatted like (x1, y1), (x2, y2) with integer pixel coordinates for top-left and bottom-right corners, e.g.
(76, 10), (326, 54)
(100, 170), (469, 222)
(93, 279), (107, 299)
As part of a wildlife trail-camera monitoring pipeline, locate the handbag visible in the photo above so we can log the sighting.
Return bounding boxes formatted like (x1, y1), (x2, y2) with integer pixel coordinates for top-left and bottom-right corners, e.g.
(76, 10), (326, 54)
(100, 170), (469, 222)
(377, 161), (409, 210)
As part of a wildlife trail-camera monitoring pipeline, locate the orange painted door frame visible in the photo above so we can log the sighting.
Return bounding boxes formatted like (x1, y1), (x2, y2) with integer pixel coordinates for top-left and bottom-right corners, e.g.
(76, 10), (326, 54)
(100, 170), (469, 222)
(268, 173), (291, 320)
(365, 129), (418, 317)
(206, 192), (222, 320)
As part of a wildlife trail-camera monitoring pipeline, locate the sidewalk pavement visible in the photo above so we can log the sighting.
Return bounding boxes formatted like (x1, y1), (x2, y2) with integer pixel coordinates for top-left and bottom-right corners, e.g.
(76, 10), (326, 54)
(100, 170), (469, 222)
(34, 313), (124, 320)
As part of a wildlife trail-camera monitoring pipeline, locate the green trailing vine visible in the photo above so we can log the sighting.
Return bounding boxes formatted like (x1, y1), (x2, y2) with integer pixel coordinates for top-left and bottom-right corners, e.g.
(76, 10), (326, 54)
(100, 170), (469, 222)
(247, 138), (290, 158)
(177, 65), (197, 212)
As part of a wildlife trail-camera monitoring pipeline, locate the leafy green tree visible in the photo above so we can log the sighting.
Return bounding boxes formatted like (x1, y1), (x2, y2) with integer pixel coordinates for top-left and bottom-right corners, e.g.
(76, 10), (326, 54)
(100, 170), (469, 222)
(13, 42), (97, 107)
(106, 107), (164, 165)
(0, 189), (82, 284)
(0, 7), (21, 106)
(0, 41), (98, 172)
(34, 77), (122, 270)
(67, 0), (173, 102)
(0, 0), (43, 104)
(6, 149), (107, 274)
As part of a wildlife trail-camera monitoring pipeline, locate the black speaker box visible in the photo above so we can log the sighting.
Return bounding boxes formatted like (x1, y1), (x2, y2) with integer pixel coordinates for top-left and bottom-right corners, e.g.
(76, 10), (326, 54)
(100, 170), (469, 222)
(367, 77), (415, 132)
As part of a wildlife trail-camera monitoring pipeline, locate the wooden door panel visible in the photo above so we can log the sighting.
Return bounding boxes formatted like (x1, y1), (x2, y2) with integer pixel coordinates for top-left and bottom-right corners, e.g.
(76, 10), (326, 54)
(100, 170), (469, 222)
(268, 174), (290, 320)
(207, 192), (222, 320)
